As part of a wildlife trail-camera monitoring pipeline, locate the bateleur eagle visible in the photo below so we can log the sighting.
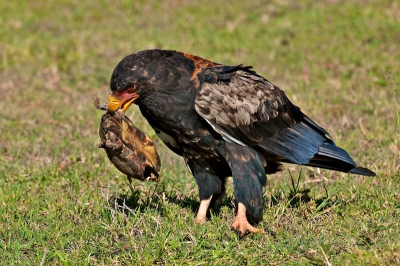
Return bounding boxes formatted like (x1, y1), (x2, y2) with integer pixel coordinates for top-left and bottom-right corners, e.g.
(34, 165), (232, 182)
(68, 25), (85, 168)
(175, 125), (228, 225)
(107, 49), (375, 237)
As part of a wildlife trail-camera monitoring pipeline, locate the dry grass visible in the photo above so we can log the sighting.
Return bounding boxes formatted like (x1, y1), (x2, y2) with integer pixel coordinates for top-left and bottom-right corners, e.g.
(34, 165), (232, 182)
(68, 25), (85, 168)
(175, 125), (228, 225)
(0, 0), (399, 265)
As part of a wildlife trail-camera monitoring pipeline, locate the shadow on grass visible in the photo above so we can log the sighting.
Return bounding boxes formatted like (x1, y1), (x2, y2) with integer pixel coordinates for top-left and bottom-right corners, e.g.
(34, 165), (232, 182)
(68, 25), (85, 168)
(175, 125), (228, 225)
(267, 171), (341, 213)
(107, 172), (341, 222)
(268, 186), (339, 212)
(107, 184), (234, 220)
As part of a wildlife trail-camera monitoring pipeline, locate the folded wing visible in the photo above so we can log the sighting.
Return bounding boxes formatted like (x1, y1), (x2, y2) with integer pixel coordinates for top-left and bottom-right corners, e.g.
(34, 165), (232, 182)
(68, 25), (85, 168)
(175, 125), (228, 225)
(195, 66), (375, 176)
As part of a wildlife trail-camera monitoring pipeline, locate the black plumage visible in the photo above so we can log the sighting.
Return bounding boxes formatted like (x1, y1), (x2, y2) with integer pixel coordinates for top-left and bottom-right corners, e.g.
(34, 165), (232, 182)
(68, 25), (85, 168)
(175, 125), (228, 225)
(107, 49), (375, 236)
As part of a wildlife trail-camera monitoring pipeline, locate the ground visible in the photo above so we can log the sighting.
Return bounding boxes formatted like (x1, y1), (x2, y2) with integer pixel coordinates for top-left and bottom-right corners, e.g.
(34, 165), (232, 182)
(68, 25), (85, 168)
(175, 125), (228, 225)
(0, 0), (399, 265)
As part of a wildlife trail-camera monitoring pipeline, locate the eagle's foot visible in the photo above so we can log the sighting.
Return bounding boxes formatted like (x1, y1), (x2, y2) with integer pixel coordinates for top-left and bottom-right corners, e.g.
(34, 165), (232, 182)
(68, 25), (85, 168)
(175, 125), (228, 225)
(231, 203), (265, 238)
(195, 196), (213, 224)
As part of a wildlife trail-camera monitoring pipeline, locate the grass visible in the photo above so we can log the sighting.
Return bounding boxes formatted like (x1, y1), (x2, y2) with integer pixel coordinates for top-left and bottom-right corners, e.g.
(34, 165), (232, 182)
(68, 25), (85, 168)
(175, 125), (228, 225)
(1, 0), (399, 264)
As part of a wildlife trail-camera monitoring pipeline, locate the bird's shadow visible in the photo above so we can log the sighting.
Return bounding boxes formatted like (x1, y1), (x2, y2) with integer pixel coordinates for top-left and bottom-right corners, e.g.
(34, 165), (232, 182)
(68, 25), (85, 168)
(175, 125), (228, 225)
(107, 174), (339, 220)
(106, 183), (234, 219)
(267, 171), (341, 212)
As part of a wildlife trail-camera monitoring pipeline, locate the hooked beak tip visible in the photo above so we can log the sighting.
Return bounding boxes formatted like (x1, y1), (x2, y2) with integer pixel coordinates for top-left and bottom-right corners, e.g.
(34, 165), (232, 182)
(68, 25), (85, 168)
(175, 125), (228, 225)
(108, 94), (121, 113)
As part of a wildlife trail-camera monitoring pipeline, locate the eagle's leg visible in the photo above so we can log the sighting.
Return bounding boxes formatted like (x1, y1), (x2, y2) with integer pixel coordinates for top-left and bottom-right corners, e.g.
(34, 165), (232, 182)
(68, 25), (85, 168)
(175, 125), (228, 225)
(186, 157), (224, 224)
(195, 195), (213, 224)
(231, 202), (265, 237)
(220, 143), (267, 237)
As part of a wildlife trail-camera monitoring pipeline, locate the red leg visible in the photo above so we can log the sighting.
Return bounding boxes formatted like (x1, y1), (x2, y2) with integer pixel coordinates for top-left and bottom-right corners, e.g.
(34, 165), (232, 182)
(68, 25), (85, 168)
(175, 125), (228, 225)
(195, 196), (213, 224)
(231, 203), (265, 237)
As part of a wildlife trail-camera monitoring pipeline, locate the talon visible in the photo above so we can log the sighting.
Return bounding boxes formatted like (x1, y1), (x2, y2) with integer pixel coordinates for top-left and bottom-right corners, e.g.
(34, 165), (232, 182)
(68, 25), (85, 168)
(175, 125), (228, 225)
(231, 203), (266, 238)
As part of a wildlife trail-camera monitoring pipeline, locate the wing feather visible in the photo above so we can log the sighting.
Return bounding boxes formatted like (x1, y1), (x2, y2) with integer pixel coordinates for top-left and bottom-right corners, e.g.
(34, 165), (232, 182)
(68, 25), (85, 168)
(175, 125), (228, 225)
(193, 63), (375, 176)
(194, 67), (327, 164)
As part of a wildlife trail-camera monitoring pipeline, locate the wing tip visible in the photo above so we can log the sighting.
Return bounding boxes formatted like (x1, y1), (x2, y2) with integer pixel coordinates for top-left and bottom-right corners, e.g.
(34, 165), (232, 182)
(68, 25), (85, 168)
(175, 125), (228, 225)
(349, 166), (376, 177)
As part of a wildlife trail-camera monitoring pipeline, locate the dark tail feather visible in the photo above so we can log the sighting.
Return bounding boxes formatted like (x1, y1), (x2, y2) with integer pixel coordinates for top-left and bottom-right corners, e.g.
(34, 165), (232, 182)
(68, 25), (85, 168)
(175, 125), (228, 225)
(307, 141), (376, 176)
(348, 166), (376, 176)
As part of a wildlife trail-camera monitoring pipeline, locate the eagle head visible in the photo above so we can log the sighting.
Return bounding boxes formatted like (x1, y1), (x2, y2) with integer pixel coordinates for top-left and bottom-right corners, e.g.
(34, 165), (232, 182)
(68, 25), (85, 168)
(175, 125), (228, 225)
(108, 50), (163, 113)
